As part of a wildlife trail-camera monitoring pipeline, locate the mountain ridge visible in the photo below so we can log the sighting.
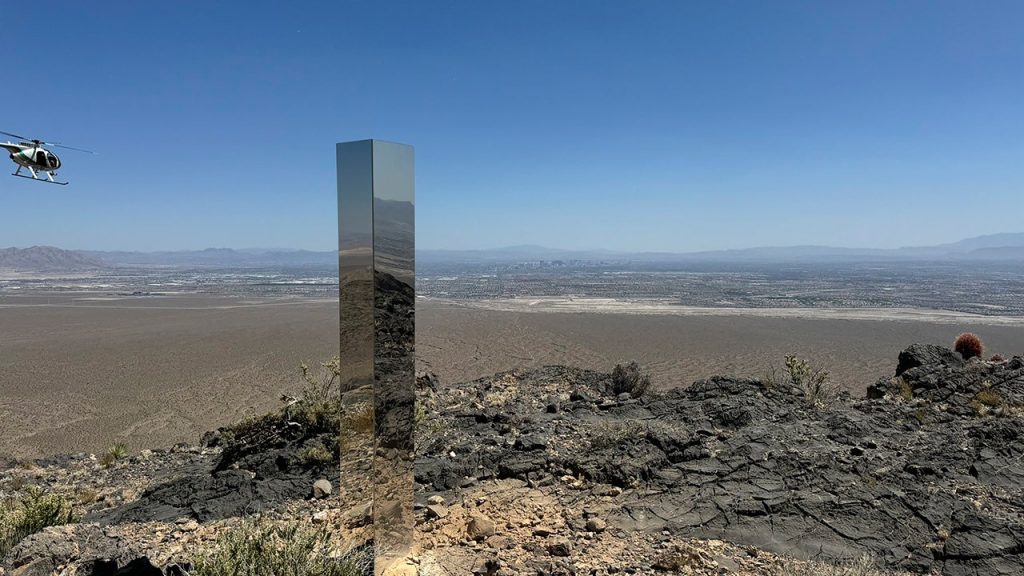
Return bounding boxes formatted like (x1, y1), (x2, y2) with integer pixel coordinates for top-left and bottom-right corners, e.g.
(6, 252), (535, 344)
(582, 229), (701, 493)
(5, 232), (1024, 270)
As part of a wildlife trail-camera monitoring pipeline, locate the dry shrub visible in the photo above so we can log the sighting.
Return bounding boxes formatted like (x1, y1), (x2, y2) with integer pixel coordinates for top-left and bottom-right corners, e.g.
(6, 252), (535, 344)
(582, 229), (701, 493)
(784, 354), (841, 408)
(611, 361), (652, 398)
(954, 333), (983, 360)
(301, 357), (340, 403)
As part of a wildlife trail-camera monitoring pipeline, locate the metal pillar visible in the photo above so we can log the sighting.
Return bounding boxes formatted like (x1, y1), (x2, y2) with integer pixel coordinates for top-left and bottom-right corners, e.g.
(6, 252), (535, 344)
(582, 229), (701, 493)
(337, 140), (415, 574)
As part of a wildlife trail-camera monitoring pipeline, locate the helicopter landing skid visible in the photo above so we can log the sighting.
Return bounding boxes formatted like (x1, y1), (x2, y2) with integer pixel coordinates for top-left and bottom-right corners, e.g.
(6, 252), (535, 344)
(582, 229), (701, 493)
(11, 172), (68, 185)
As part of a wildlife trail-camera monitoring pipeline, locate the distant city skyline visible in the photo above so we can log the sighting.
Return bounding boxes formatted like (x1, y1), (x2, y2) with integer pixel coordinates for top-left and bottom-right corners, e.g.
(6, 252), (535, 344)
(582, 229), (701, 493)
(3, 1), (1022, 252)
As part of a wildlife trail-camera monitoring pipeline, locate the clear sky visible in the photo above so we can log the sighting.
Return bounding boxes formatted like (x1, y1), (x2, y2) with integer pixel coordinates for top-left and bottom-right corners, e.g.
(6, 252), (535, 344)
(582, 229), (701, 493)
(3, 1), (1022, 252)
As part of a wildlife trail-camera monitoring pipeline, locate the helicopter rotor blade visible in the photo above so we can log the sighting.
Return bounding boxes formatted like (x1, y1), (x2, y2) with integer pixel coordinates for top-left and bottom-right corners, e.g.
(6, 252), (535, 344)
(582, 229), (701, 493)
(48, 142), (96, 154)
(0, 130), (30, 141)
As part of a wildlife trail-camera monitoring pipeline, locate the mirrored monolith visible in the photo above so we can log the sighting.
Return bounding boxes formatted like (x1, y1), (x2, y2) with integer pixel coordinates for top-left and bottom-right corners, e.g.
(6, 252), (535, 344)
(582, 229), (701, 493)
(337, 140), (415, 575)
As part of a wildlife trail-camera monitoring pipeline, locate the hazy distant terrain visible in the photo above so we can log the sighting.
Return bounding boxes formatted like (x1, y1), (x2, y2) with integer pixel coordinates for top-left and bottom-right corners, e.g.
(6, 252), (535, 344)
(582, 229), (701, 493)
(419, 232), (1024, 263)
(3, 234), (1024, 457)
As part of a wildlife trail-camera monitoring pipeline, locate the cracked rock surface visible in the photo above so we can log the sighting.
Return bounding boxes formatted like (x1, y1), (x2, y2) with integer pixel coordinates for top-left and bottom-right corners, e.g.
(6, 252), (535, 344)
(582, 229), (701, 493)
(416, 345), (1024, 576)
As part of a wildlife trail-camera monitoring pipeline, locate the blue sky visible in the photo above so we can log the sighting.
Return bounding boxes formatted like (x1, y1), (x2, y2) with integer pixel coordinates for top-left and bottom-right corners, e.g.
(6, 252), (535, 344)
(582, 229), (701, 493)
(2, 1), (1022, 252)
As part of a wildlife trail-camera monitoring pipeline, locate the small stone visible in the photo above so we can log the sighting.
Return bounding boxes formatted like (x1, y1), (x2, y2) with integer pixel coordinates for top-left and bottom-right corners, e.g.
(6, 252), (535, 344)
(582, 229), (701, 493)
(548, 538), (572, 557)
(533, 526), (556, 537)
(343, 502), (372, 527)
(312, 478), (333, 499)
(312, 510), (329, 524)
(427, 495), (446, 506)
(175, 519), (199, 532)
(426, 504), (448, 519)
(586, 518), (607, 532)
(467, 513), (496, 541)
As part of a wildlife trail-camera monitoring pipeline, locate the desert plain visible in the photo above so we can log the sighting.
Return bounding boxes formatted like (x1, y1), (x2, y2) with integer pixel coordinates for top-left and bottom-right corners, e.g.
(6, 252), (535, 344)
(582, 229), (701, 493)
(3, 293), (1024, 458)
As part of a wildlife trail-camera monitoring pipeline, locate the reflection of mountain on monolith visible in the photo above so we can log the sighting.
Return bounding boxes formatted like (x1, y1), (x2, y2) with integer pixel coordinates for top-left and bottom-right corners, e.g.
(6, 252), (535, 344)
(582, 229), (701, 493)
(373, 199), (414, 284)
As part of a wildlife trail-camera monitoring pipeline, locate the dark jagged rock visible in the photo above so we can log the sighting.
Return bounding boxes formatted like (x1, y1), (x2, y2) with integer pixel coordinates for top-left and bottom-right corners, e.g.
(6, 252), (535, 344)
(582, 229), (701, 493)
(897, 343), (966, 376)
(416, 347), (1024, 576)
(4, 525), (139, 576)
(111, 557), (163, 576)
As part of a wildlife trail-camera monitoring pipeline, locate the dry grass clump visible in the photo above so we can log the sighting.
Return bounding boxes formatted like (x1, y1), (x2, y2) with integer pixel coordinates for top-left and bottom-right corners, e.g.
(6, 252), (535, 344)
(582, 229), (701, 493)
(192, 518), (370, 576)
(954, 332), (983, 360)
(0, 486), (77, 558)
(969, 386), (1006, 417)
(611, 361), (652, 398)
(342, 402), (374, 435)
(588, 420), (646, 450)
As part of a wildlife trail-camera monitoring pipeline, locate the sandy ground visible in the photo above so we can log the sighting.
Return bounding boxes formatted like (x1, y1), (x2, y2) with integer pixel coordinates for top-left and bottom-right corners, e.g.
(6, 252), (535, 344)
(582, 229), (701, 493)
(415, 298), (1024, 394)
(3, 293), (1024, 459)
(0, 293), (338, 459)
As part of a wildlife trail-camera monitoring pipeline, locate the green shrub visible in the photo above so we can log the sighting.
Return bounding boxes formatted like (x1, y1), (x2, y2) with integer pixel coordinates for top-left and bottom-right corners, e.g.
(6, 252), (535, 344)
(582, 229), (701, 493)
(0, 487), (77, 558)
(100, 442), (129, 468)
(192, 518), (370, 576)
(414, 403), (449, 453)
(296, 444), (334, 467)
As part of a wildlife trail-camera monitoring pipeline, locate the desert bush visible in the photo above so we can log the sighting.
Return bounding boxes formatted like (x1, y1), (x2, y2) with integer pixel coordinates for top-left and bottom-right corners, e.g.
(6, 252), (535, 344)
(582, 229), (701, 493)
(0, 487), (77, 558)
(588, 420), (646, 450)
(300, 357), (340, 404)
(296, 444), (334, 467)
(611, 361), (652, 398)
(192, 518), (370, 576)
(954, 332), (983, 360)
(100, 442), (129, 469)
(784, 354), (841, 408)
(414, 403), (450, 453)
(895, 377), (913, 402)
(76, 487), (99, 505)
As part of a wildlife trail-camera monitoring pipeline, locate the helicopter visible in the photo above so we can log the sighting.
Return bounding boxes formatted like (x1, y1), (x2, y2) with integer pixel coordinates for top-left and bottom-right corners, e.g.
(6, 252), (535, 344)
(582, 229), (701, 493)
(1, 130), (93, 185)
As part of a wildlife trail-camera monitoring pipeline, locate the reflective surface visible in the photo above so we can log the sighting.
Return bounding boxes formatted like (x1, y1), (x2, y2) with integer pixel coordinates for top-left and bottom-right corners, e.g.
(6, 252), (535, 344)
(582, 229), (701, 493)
(337, 140), (415, 574)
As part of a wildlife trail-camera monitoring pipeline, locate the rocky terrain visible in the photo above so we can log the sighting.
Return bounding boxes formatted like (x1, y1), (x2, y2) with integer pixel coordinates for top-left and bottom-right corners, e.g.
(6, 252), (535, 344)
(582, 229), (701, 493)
(3, 290), (1023, 576)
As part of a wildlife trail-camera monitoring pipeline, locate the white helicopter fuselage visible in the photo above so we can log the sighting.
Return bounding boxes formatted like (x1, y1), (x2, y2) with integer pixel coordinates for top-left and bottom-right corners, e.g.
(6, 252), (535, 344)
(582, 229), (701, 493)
(2, 142), (61, 171)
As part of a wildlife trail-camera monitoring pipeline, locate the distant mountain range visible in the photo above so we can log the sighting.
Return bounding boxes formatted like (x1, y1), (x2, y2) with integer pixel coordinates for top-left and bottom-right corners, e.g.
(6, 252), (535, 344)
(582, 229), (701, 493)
(0, 246), (107, 272)
(81, 247), (338, 268)
(418, 232), (1024, 263)
(3, 232), (1024, 273)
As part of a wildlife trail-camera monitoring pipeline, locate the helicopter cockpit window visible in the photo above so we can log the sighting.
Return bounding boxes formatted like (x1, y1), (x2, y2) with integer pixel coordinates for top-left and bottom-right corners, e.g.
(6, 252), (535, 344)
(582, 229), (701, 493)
(35, 151), (47, 165)
(48, 155), (59, 168)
